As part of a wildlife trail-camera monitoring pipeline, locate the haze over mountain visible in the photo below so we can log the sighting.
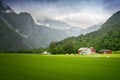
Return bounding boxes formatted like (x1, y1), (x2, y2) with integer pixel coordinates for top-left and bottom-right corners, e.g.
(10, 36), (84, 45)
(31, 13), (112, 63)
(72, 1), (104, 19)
(36, 17), (102, 35)
(36, 17), (75, 30)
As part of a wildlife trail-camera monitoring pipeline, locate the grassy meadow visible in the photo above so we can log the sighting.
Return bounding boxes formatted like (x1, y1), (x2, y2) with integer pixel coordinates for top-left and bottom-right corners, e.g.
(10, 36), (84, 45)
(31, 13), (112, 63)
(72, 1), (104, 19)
(0, 53), (120, 80)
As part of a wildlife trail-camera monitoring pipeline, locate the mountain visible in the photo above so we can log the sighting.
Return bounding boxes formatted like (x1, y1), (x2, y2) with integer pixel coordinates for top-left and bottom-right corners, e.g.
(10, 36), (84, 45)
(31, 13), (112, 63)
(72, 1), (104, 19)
(36, 17), (74, 29)
(53, 11), (120, 54)
(0, 1), (30, 51)
(0, 1), (69, 51)
(0, 1), (102, 51)
(83, 24), (102, 34)
(0, 1), (83, 51)
(36, 18), (84, 37)
(37, 18), (101, 36)
(0, 1), (14, 13)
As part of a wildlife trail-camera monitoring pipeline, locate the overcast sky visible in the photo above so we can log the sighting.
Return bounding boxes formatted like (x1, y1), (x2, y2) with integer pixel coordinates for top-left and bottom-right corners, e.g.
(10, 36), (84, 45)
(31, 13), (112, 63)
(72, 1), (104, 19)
(2, 0), (120, 29)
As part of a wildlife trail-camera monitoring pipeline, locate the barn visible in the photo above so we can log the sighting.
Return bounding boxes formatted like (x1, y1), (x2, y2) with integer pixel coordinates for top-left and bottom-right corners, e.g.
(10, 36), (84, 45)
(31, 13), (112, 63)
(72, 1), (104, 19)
(78, 47), (96, 54)
(99, 50), (112, 54)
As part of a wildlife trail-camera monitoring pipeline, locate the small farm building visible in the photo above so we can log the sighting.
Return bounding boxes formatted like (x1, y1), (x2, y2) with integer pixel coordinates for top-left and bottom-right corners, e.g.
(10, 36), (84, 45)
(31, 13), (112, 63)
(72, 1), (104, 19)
(99, 50), (112, 54)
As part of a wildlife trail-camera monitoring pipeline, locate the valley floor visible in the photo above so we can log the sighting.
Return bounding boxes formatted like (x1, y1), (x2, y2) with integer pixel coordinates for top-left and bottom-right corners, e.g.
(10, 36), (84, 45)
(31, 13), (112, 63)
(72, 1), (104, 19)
(0, 53), (120, 80)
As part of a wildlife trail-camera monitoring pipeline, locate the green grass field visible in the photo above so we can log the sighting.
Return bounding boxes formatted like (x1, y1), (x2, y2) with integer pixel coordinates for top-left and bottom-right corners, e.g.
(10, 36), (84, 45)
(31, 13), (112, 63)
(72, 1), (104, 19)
(0, 54), (120, 80)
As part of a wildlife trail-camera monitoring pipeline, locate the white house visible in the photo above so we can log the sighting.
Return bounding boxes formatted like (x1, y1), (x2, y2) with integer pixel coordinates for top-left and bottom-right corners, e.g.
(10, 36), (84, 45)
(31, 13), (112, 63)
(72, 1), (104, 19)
(42, 51), (50, 55)
(78, 47), (95, 54)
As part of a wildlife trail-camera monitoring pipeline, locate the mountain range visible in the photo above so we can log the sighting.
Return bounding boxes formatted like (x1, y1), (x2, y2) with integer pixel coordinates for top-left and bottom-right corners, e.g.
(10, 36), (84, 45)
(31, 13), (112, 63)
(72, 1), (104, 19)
(37, 18), (102, 35)
(0, 1), (101, 51)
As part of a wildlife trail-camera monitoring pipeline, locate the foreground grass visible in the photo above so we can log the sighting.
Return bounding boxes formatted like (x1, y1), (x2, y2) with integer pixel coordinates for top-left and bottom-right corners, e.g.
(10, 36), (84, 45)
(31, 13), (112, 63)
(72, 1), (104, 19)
(0, 54), (120, 80)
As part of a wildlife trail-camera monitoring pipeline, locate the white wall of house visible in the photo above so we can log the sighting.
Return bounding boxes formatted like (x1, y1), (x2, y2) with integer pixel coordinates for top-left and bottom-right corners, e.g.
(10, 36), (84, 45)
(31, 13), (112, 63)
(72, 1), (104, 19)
(78, 47), (94, 54)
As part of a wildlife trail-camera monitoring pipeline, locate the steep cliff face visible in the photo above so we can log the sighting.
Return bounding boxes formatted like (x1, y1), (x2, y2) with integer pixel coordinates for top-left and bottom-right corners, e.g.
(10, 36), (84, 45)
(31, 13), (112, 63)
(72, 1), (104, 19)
(0, 1), (30, 51)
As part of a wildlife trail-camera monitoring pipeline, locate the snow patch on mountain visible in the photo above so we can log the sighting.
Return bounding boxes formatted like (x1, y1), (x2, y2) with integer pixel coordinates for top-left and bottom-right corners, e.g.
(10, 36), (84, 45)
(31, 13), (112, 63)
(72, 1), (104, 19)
(36, 18), (72, 29)
(15, 29), (28, 38)
(0, 1), (14, 13)
(2, 9), (13, 13)
(0, 15), (14, 30)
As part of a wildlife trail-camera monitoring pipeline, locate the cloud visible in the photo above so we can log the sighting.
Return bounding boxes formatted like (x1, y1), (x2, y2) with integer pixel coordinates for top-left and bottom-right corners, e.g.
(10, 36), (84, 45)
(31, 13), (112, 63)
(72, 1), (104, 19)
(4, 0), (120, 29)
(54, 11), (110, 29)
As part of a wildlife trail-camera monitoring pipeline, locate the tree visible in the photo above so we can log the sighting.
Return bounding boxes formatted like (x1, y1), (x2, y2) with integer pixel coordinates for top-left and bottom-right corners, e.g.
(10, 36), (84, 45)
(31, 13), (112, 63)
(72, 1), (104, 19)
(49, 41), (56, 54)
(63, 41), (75, 54)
